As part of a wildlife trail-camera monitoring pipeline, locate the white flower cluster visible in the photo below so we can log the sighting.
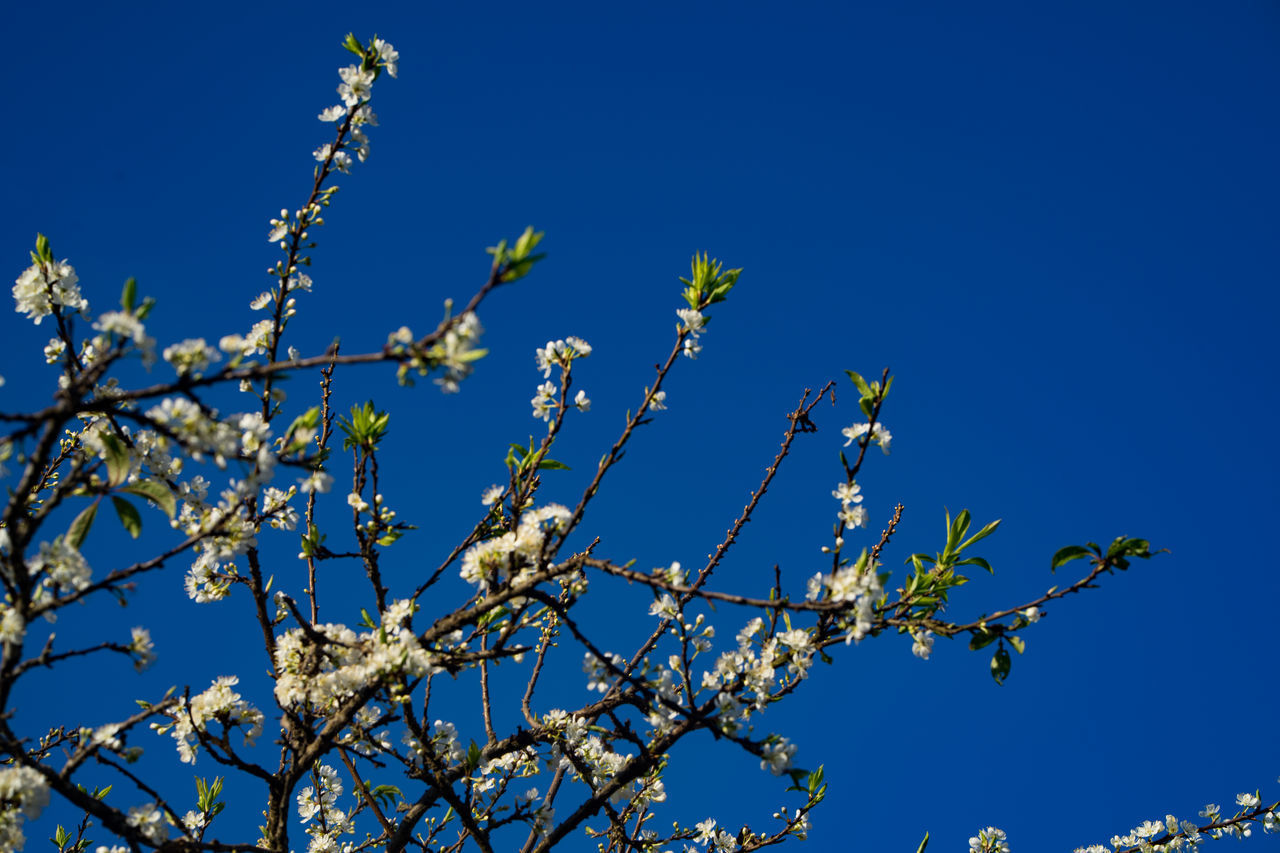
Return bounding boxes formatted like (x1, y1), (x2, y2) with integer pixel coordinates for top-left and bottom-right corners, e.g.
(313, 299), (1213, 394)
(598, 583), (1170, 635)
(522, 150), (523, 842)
(93, 311), (155, 361)
(477, 753), (542, 818)
(558, 728), (643, 804)
(693, 818), (741, 852)
(970, 826), (1010, 852)
(910, 628), (935, 660)
(531, 381), (557, 422)
(135, 403), (301, 604)
(393, 312), (486, 392)
(219, 319), (276, 360)
(311, 40), (395, 175)
(129, 626), (156, 671)
(642, 659), (686, 737)
(842, 421), (892, 454)
(833, 480), (867, 530)
(152, 676), (263, 764)
(700, 618), (807, 733)
(472, 747), (539, 797)
(262, 485), (299, 531)
(0, 766), (50, 851)
(162, 338), (220, 377)
(29, 537), (92, 597)
(424, 719), (466, 766)
(622, 622), (778, 777)
(467, 748), (556, 833)
(532, 338), (592, 421)
(805, 557), (884, 644)
(41, 337), (66, 365)
(339, 706), (393, 759)
(0, 605), (24, 645)
(542, 708), (586, 741)
(126, 804), (169, 845)
(297, 764), (353, 853)
(677, 307), (706, 358)
(760, 737), (797, 776)
(12, 257), (85, 324)
(583, 651), (626, 693)
(535, 336), (592, 378)
(274, 600), (435, 711)
(336, 106), (375, 168)
(145, 398), (241, 467)
(180, 482), (276, 604)
(775, 627), (814, 679)
(459, 504), (572, 592)
(704, 620), (763, 712)
(1077, 795), (1280, 852)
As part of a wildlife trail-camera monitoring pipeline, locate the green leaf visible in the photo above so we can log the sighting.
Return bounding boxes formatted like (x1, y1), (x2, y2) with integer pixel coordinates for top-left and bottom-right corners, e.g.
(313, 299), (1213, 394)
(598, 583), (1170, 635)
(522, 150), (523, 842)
(969, 630), (998, 651)
(538, 458), (571, 471)
(916, 831), (930, 853)
(111, 497), (142, 538)
(120, 481), (176, 519)
(1108, 536), (1152, 560)
(495, 227), (546, 282)
(807, 765), (824, 796)
(844, 370), (872, 399)
(1008, 635), (1026, 655)
(120, 277), (137, 312)
(990, 646), (1011, 685)
(67, 502), (99, 549)
(338, 401), (391, 452)
(955, 556), (994, 574)
(99, 434), (131, 487)
(958, 518), (1001, 552)
(947, 509), (971, 551)
(1050, 545), (1093, 572)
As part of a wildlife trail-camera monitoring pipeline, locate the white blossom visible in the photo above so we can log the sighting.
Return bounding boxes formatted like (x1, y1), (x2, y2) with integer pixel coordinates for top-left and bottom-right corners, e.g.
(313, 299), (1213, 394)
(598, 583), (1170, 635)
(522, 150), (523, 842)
(163, 338), (220, 377)
(13, 258), (86, 324)
(373, 38), (399, 77)
(0, 765), (50, 851)
(532, 381), (557, 421)
(152, 676), (263, 764)
(841, 421), (892, 454)
(760, 737), (796, 775)
(910, 629), (935, 660)
(969, 827), (1010, 853)
(337, 64), (375, 106)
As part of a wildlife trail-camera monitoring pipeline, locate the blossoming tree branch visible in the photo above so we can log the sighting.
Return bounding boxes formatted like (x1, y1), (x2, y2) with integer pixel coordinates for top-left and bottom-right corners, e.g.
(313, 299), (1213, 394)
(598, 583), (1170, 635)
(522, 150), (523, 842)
(0, 34), (1274, 853)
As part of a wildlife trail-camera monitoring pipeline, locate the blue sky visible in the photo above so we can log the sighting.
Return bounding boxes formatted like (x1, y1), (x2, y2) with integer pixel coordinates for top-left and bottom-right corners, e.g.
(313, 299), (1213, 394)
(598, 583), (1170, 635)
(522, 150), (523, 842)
(3, 1), (1278, 850)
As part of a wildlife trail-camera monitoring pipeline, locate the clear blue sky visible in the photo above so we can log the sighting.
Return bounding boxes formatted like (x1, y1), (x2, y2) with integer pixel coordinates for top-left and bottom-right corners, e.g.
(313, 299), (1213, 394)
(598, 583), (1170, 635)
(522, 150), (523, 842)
(3, 1), (1278, 850)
